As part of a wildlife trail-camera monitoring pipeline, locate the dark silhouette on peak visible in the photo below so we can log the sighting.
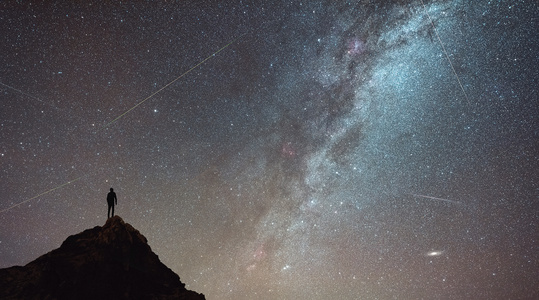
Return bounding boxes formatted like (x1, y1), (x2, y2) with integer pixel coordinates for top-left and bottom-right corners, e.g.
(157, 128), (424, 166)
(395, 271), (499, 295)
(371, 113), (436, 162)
(0, 216), (205, 300)
(107, 187), (118, 218)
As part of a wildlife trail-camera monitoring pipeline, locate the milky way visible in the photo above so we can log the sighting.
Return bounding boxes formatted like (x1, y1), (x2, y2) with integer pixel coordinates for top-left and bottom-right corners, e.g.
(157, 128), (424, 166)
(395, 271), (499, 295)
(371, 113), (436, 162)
(1, 1), (538, 299)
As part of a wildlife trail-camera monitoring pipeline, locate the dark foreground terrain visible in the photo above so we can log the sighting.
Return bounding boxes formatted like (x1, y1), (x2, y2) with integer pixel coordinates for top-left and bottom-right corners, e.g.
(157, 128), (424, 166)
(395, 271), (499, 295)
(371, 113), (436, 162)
(0, 216), (205, 300)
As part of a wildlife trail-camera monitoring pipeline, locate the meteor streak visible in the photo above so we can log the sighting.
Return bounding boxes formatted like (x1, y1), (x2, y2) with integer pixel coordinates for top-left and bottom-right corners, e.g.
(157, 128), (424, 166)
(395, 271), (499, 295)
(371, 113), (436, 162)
(419, 0), (471, 106)
(0, 81), (59, 110)
(98, 34), (245, 131)
(0, 176), (82, 213)
(409, 193), (463, 205)
(2, 34), (245, 214)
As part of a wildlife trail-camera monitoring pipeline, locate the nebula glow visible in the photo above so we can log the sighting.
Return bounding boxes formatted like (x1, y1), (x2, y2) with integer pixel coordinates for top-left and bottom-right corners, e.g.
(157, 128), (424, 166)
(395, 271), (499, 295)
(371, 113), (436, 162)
(1, 1), (538, 299)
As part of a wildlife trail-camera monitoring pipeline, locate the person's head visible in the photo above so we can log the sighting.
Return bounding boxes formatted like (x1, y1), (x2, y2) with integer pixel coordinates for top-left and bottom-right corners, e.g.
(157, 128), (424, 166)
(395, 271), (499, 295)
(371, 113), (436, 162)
(110, 188), (114, 192)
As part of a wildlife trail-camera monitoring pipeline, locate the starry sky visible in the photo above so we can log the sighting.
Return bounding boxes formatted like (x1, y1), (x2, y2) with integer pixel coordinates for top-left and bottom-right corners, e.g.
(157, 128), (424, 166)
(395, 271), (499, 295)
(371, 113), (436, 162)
(1, 0), (538, 299)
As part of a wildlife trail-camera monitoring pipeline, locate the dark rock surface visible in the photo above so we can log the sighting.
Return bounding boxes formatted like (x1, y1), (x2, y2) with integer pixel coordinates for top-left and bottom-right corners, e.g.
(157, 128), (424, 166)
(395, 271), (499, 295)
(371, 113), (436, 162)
(0, 216), (205, 300)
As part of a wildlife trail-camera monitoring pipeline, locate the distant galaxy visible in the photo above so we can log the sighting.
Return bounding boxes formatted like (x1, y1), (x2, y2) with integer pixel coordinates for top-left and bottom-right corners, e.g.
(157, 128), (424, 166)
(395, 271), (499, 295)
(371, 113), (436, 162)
(427, 250), (444, 257)
(1, 1), (538, 299)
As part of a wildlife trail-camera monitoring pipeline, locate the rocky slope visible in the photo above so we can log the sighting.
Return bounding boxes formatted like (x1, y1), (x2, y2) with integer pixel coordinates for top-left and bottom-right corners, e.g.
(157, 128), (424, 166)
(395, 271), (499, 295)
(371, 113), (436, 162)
(0, 216), (205, 300)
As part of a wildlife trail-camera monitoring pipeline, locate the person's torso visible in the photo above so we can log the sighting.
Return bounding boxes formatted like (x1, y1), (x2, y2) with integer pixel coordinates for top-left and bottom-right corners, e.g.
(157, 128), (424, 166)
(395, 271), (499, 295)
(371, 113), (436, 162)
(107, 192), (116, 201)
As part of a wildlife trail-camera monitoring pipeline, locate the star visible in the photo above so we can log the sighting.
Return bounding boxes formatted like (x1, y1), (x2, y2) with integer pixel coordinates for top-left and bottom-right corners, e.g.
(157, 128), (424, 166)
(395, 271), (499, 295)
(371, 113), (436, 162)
(0, 1), (537, 299)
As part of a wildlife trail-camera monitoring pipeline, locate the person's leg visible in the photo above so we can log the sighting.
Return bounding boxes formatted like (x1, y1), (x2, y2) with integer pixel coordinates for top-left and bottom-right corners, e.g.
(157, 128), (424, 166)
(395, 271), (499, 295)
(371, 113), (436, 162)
(111, 204), (114, 217)
(108, 204), (111, 218)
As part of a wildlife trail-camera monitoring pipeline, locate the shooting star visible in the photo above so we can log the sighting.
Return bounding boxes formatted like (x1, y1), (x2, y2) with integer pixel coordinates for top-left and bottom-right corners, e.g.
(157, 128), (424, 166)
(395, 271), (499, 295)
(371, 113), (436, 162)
(419, 0), (471, 106)
(409, 193), (463, 206)
(0, 176), (83, 213)
(97, 33), (245, 131)
(0, 81), (60, 110)
(1, 34), (245, 214)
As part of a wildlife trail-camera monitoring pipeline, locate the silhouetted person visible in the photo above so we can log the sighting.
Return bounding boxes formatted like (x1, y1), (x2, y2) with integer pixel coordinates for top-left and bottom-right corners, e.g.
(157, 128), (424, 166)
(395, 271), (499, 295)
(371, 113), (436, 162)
(107, 188), (118, 218)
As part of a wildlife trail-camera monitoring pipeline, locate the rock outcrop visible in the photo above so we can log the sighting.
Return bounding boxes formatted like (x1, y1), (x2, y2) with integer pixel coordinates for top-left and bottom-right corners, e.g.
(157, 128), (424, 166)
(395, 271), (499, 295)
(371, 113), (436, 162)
(0, 216), (205, 300)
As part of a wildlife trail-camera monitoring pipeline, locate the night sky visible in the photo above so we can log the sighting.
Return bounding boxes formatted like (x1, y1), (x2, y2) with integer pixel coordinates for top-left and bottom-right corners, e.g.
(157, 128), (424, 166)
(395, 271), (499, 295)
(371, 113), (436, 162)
(1, 1), (538, 299)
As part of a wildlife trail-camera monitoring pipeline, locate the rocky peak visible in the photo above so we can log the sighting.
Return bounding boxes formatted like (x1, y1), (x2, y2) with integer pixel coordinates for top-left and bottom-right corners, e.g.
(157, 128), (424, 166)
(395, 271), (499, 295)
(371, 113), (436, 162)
(0, 216), (205, 300)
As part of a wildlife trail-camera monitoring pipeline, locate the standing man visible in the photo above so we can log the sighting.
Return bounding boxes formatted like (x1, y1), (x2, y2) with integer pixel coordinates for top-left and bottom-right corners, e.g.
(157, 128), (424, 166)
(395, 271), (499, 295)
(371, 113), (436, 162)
(107, 188), (118, 218)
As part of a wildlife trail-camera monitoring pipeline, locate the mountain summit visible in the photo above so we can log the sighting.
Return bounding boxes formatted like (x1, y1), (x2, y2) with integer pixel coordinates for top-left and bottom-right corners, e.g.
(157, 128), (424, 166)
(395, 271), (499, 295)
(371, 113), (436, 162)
(0, 216), (205, 300)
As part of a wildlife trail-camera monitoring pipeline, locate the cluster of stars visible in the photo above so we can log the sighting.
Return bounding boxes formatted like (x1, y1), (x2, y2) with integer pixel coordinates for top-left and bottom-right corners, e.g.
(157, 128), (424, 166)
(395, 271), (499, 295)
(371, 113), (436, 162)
(1, 1), (538, 300)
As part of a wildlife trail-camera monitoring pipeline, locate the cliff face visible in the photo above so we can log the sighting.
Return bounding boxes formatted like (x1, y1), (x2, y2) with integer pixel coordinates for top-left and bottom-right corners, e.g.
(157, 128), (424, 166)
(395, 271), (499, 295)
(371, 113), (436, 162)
(0, 216), (205, 300)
